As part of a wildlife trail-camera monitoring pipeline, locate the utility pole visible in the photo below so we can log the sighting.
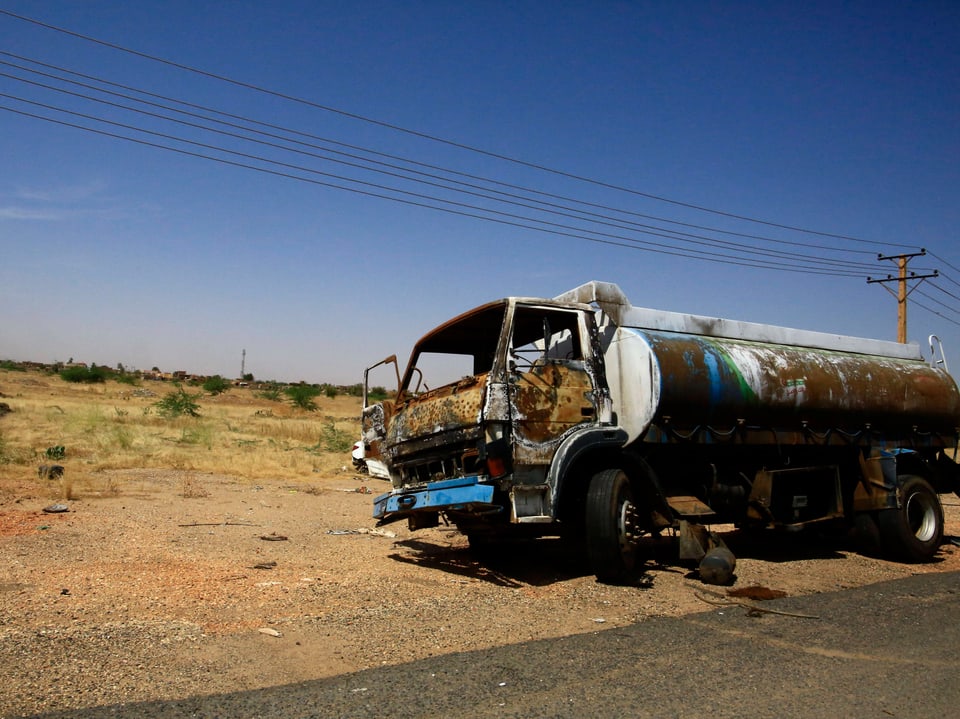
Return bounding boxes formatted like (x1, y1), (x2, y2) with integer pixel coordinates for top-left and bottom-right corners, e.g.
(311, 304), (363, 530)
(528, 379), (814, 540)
(241, 349), (246, 379)
(867, 249), (938, 343)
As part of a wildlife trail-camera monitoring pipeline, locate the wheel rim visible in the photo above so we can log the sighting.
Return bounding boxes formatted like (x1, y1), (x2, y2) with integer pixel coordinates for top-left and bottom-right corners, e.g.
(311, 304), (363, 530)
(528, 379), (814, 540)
(905, 490), (938, 543)
(617, 494), (638, 562)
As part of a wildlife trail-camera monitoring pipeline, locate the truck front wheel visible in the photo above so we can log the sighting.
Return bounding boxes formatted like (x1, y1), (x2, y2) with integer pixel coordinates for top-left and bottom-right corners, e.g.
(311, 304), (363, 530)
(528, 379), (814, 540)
(877, 475), (944, 562)
(585, 469), (638, 583)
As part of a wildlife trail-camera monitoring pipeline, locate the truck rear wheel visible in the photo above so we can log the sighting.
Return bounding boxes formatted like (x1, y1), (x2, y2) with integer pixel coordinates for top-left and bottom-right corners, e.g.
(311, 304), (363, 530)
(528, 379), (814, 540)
(877, 475), (944, 562)
(585, 469), (638, 583)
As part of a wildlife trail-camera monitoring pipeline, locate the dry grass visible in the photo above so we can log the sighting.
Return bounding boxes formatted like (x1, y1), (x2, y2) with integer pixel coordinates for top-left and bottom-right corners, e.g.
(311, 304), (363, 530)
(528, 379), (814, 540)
(0, 368), (361, 497)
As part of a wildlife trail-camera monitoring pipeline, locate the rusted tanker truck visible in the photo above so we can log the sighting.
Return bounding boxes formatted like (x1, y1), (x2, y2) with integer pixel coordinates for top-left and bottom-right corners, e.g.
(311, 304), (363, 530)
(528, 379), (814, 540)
(362, 281), (960, 582)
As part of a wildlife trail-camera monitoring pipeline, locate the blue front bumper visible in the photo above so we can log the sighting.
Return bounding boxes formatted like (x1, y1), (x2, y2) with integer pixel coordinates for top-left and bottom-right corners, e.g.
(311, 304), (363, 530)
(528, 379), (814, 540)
(373, 475), (497, 524)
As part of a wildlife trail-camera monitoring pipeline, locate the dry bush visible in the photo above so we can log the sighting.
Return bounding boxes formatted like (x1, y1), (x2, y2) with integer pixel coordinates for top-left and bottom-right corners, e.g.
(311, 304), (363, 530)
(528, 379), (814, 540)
(0, 368), (364, 495)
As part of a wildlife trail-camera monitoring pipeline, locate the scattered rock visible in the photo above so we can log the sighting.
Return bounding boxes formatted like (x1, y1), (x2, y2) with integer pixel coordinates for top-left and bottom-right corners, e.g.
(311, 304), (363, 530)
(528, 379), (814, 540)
(260, 533), (288, 541)
(42, 504), (69, 514)
(38, 465), (65, 480)
(258, 628), (282, 638)
(0, 401), (11, 417)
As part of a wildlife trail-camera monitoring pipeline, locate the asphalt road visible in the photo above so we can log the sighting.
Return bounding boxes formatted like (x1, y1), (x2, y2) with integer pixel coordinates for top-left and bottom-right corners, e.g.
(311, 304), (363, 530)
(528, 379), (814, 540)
(37, 571), (960, 719)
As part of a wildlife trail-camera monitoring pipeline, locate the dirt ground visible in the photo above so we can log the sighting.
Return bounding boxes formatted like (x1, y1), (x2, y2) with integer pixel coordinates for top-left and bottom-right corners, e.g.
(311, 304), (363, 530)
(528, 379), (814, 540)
(1, 468), (959, 717)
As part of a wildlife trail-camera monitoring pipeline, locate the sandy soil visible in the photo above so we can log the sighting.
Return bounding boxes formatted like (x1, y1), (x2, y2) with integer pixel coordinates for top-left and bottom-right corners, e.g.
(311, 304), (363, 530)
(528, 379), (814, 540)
(1, 468), (958, 717)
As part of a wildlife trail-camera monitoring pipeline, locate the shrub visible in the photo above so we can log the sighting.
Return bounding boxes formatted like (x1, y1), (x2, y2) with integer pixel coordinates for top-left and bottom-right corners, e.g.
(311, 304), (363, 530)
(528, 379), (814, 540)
(343, 383), (364, 397)
(324, 384), (338, 399)
(285, 384), (321, 411)
(0, 360), (25, 372)
(368, 386), (390, 401)
(257, 383), (283, 401)
(203, 375), (231, 396)
(45, 445), (66, 460)
(60, 365), (109, 383)
(319, 421), (353, 452)
(154, 388), (202, 418)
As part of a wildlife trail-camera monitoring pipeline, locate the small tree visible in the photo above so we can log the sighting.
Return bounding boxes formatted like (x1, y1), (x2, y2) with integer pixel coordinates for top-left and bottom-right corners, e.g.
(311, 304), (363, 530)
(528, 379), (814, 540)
(202, 375), (230, 396)
(319, 421), (353, 452)
(154, 388), (202, 418)
(285, 384), (321, 411)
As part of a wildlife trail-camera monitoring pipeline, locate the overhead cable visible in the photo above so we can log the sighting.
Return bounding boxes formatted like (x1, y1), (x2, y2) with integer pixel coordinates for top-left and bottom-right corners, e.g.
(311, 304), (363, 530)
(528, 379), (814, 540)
(0, 101), (870, 278)
(0, 8), (918, 246)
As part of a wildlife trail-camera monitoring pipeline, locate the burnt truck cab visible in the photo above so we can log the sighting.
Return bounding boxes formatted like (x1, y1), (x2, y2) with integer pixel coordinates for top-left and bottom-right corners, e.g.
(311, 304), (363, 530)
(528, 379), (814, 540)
(365, 282), (960, 582)
(367, 295), (615, 537)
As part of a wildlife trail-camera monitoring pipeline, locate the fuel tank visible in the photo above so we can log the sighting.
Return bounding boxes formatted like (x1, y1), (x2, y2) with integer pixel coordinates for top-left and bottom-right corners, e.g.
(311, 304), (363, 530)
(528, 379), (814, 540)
(605, 326), (960, 444)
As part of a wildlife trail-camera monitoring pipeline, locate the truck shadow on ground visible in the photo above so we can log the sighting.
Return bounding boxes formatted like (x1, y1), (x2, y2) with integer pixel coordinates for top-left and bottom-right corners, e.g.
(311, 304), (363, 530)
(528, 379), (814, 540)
(389, 536), (676, 588)
(717, 525), (947, 565)
(716, 527), (851, 563)
(388, 527), (888, 588)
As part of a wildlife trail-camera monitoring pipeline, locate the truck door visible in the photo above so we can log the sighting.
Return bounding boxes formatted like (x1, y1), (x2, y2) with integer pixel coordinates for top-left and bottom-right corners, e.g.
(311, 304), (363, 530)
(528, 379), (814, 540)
(507, 307), (600, 459)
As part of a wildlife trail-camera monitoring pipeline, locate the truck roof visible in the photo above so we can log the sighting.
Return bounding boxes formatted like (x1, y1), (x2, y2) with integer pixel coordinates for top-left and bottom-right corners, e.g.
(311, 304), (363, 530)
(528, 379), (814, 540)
(554, 281), (924, 361)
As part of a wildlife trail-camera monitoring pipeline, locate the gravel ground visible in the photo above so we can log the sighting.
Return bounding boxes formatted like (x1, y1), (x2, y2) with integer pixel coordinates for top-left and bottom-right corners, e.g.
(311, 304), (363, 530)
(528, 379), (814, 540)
(2, 469), (959, 717)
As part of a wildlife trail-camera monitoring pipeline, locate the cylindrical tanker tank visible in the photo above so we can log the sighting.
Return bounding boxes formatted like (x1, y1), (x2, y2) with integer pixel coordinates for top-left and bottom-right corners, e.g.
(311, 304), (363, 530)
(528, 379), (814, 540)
(602, 325), (960, 446)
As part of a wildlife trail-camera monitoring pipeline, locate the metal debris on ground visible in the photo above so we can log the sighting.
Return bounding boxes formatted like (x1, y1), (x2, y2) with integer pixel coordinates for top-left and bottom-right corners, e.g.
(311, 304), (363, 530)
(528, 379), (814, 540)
(260, 533), (288, 541)
(694, 588), (820, 619)
(327, 527), (397, 538)
(257, 628), (282, 638)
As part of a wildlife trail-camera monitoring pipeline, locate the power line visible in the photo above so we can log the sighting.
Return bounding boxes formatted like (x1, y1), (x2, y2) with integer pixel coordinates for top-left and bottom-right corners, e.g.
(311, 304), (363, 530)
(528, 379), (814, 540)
(0, 54), (901, 277)
(0, 50), (892, 262)
(927, 281), (960, 306)
(912, 297), (960, 329)
(928, 250), (960, 275)
(0, 101), (871, 278)
(5, 7), (951, 300)
(0, 89), (886, 277)
(0, 68), (890, 274)
(0, 8), (916, 247)
(915, 287), (960, 319)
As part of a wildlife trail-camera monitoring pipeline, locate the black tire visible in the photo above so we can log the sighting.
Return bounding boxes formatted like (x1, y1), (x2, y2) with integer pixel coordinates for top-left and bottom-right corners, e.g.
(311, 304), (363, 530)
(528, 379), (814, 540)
(585, 468), (638, 583)
(877, 475), (944, 562)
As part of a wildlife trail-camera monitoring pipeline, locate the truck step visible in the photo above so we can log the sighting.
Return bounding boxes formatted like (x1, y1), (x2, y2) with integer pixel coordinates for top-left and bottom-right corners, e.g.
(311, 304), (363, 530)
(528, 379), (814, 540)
(666, 495), (717, 519)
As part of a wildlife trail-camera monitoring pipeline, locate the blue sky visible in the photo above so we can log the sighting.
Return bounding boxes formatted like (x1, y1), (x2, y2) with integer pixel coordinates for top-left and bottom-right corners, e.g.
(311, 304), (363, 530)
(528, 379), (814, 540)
(1, 1), (958, 384)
